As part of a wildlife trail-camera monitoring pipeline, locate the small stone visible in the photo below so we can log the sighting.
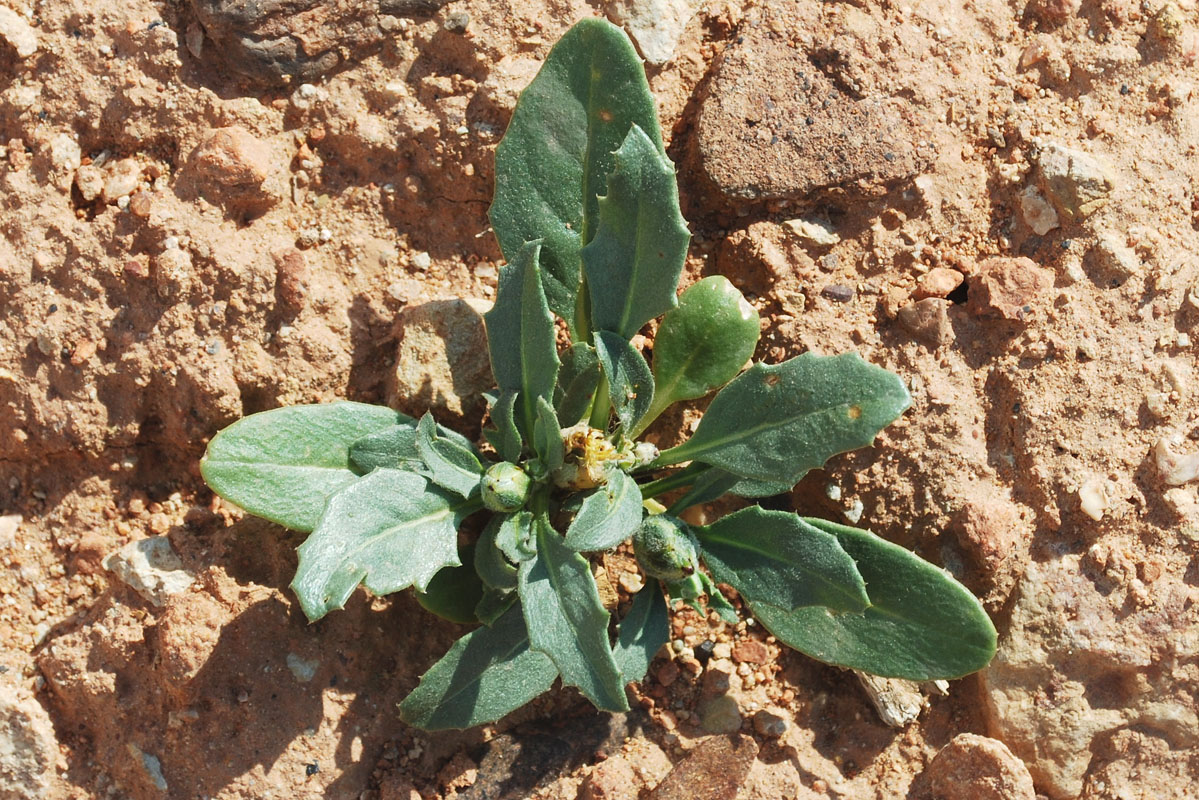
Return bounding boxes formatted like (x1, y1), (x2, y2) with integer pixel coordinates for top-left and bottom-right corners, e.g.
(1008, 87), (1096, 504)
(898, 297), (955, 346)
(1025, 0), (1080, 25)
(0, 514), (19, 549)
(389, 298), (494, 420)
(1090, 231), (1140, 282)
(655, 660), (680, 687)
(821, 284), (854, 303)
(129, 191), (153, 217)
(579, 755), (638, 800)
(273, 249), (308, 315)
(286, 653), (319, 683)
(1036, 143), (1117, 222)
(411, 251), (432, 271)
(698, 693), (743, 734)
(922, 734), (1036, 800)
(1019, 185), (1059, 235)
(442, 10), (469, 32)
(0, 685), (57, 799)
(1078, 477), (1108, 521)
(1153, 438), (1199, 486)
(48, 133), (81, 172)
(912, 267), (964, 300)
(74, 165), (104, 202)
(182, 126), (278, 214)
(752, 709), (788, 738)
(954, 490), (1031, 576)
(1162, 487), (1198, 519)
(646, 733), (758, 800)
(701, 658), (737, 696)
(605, 0), (704, 65)
(103, 536), (195, 607)
(782, 217), (840, 246)
(618, 571), (644, 593)
(967, 257), (1053, 322)
(153, 248), (193, 299)
(730, 639), (768, 665)
(0, 6), (38, 58)
(856, 672), (926, 727)
(101, 158), (142, 204)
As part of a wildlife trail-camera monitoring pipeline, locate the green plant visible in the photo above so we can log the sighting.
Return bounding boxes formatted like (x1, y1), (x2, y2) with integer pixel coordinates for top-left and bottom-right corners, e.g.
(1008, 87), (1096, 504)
(200, 18), (996, 731)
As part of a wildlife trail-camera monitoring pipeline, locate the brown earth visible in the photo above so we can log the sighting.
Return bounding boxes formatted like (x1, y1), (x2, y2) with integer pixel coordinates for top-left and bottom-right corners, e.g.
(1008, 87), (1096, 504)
(1, 0), (1198, 798)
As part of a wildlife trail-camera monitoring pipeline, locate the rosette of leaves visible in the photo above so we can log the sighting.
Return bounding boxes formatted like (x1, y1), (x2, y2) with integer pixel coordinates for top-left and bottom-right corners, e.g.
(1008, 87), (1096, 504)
(199, 18), (996, 732)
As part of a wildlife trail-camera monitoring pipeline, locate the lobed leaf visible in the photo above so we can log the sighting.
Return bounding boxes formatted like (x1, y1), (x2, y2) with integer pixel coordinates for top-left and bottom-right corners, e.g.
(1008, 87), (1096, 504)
(398, 604), (559, 730)
(636, 276), (760, 436)
(416, 544), (485, 624)
(555, 343), (601, 426)
(416, 413), (485, 498)
(490, 18), (663, 331)
(582, 124), (690, 340)
(564, 470), (644, 552)
(656, 353), (911, 485)
(519, 515), (629, 712)
(533, 397), (565, 476)
(201, 402), (410, 533)
(612, 579), (670, 684)
(484, 241), (560, 438)
(291, 469), (479, 621)
(594, 331), (654, 433)
(695, 507), (869, 613)
(475, 516), (519, 591)
(486, 390), (523, 464)
(495, 509), (537, 563)
(749, 518), (998, 680)
(350, 418), (477, 474)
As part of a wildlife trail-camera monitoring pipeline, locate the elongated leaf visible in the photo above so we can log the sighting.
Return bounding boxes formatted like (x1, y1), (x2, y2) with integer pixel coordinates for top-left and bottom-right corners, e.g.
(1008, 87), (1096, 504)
(201, 403), (411, 533)
(416, 545), (485, 624)
(582, 125), (689, 339)
(519, 516), (629, 711)
(533, 397), (564, 476)
(495, 510), (537, 563)
(750, 518), (997, 680)
(398, 604), (558, 730)
(484, 241), (560, 437)
(475, 588), (517, 625)
(695, 508), (868, 613)
(613, 579), (669, 684)
(348, 425), (423, 474)
(416, 413), (485, 498)
(291, 469), (479, 621)
(594, 331), (654, 432)
(657, 353), (911, 485)
(564, 470), (644, 552)
(556, 343), (601, 426)
(476, 516), (518, 590)
(637, 276), (760, 436)
(490, 18), (663, 330)
(486, 390), (523, 463)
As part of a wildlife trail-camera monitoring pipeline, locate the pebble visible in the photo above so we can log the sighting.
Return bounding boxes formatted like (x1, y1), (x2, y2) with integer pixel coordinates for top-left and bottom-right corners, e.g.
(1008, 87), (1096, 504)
(442, 10), (469, 32)
(579, 755), (638, 800)
(1019, 185), (1059, 235)
(1153, 438), (1199, 485)
(645, 733), (757, 800)
(655, 660), (680, 688)
(730, 638), (768, 665)
(1077, 477), (1109, 521)
(74, 165), (104, 202)
(605, 0), (705, 66)
(102, 536), (195, 607)
(921, 734), (1035, 800)
(782, 217), (839, 246)
(286, 653), (319, 683)
(697, 694), (743, 734)
(274, 249), (308, 315)
(1036, 142), (1117, 222)
(0, 685), (58, 799)
(618, 571), (644, 593)
(912, 267), (964, 300)
(821, 284), (854, 303)
(0, 7), (38, 58)
(48, 133), (81, 172)
(411, 251), (432, 271)
(1091, 231), (1140, 282)
(966, 257), (1053, 322)
(101, 158), (142, 204)
(389, 298), (494, 420)
(898, 298), (955, 347)
(752, 709), (788, 738)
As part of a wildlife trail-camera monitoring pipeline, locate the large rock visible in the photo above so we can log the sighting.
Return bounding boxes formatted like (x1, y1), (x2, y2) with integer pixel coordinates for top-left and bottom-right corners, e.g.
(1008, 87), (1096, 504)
(388, 298), (494, 421)
(190, 0), (450, 86)
(695, 9), (929, 204)
(920, 734), (1035, 800)
(982, 555), (1199, 799)
(0, 685), (58, 799)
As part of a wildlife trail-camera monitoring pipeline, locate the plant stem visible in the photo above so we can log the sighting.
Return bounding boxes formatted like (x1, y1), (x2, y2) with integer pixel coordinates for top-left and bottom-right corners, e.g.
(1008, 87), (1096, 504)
(588, 375), (611, 430)
(638, 465), (707, 500)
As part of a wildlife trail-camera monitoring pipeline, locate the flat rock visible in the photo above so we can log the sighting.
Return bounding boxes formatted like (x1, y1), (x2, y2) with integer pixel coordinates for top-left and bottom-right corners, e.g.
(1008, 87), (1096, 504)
(898, 297), (955, 347)
(982, 554), (1199, 799)
(920, 734), (1035, 800)
(646, 733), (758, 800)
(103, 536), (195, 607)
(189, 0), (450, 86)
(388, 297), (493, 422)
(1035, 142), (1117, 222)
(695, 10), (929, 204)
(0, 684), (57, 799)
(966, 257), (1053, 322)
(605, 0), (703, 65)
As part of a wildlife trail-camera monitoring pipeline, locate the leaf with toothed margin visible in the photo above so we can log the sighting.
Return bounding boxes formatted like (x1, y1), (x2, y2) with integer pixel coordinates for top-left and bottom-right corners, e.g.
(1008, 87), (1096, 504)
(485, 390), (523, 464)
(555, 343), (601, 426)
(594, 331), (654, 433)
(416, 413), (485, 498)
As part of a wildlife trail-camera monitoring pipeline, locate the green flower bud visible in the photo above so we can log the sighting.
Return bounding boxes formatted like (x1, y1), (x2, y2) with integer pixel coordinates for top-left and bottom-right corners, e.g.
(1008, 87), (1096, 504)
(633, 514), (699, 582)
(481, 462), (531, 512)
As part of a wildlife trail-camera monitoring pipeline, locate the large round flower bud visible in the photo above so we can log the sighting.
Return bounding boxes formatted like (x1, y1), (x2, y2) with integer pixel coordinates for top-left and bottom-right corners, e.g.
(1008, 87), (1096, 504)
(481, 462), (531, 512)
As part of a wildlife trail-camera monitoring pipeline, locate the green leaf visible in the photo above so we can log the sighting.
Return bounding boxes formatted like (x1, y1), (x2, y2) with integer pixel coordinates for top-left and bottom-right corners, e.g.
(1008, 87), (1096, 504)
(695, 508), (869, 613)
(533, 397), (564, 476)
(490, 18), (663, 331)
(398, 604), (559, 730)
(475, 588), (517, 625)
(416, 545), (485, 624)
(556, 343), (601, 426)
(564, 470), (644, 552)
(495, 510), (537, 563)
(749, 518), (997, 680)
(416, 413), (485, 498)
(636, 276), (760, 436)
(475, 516), (519, 590)
(486, 390), (523, 463)
(519, 515), (629, 711)
(612, 579), (669, 684)
(656, 353), (911, 485)
(201, 403), (411, 533)
(291, 469), (479, 621)
(484, 241), (560, 438)
(594, 331), (654, 433)
(582, 125), (689, 339)
(348, 425), (423, 474)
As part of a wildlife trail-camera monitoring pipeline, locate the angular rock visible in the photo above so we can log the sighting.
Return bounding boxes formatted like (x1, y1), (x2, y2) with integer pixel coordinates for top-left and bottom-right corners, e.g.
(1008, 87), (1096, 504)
(1089, 231), (1140, 283)
(921, 734), (1035, 800)
(855, 672), (925, 727)
(0, 684), (57, 799)
(579, 755), (639, 800)
(180, 127), (280, 216)
(697, 694), (742, 734)
(190, 0), (450, 86)
(751, 708), (788, 738)
(646, 734), (758, 800)
(898, 297), (955, 347)
(966, 257), (1053, 322)
(388, 298), (494, 421)
(0, 7), (38, 58)
(103, 536), (195, 607)
(605, 0), (703, 65)
(696, 10), (929, 204)
(982, 555), (1199, 799)
(1019, 185), (1059, 235)
(1035, 143), (1116, 222)
(912, 267), (964, 300)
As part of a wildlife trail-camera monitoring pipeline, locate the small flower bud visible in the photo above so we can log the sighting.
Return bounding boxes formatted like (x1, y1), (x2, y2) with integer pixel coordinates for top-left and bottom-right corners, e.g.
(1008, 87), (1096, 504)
(633, 514), (700, 582)
(481, 462), (531, 512)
